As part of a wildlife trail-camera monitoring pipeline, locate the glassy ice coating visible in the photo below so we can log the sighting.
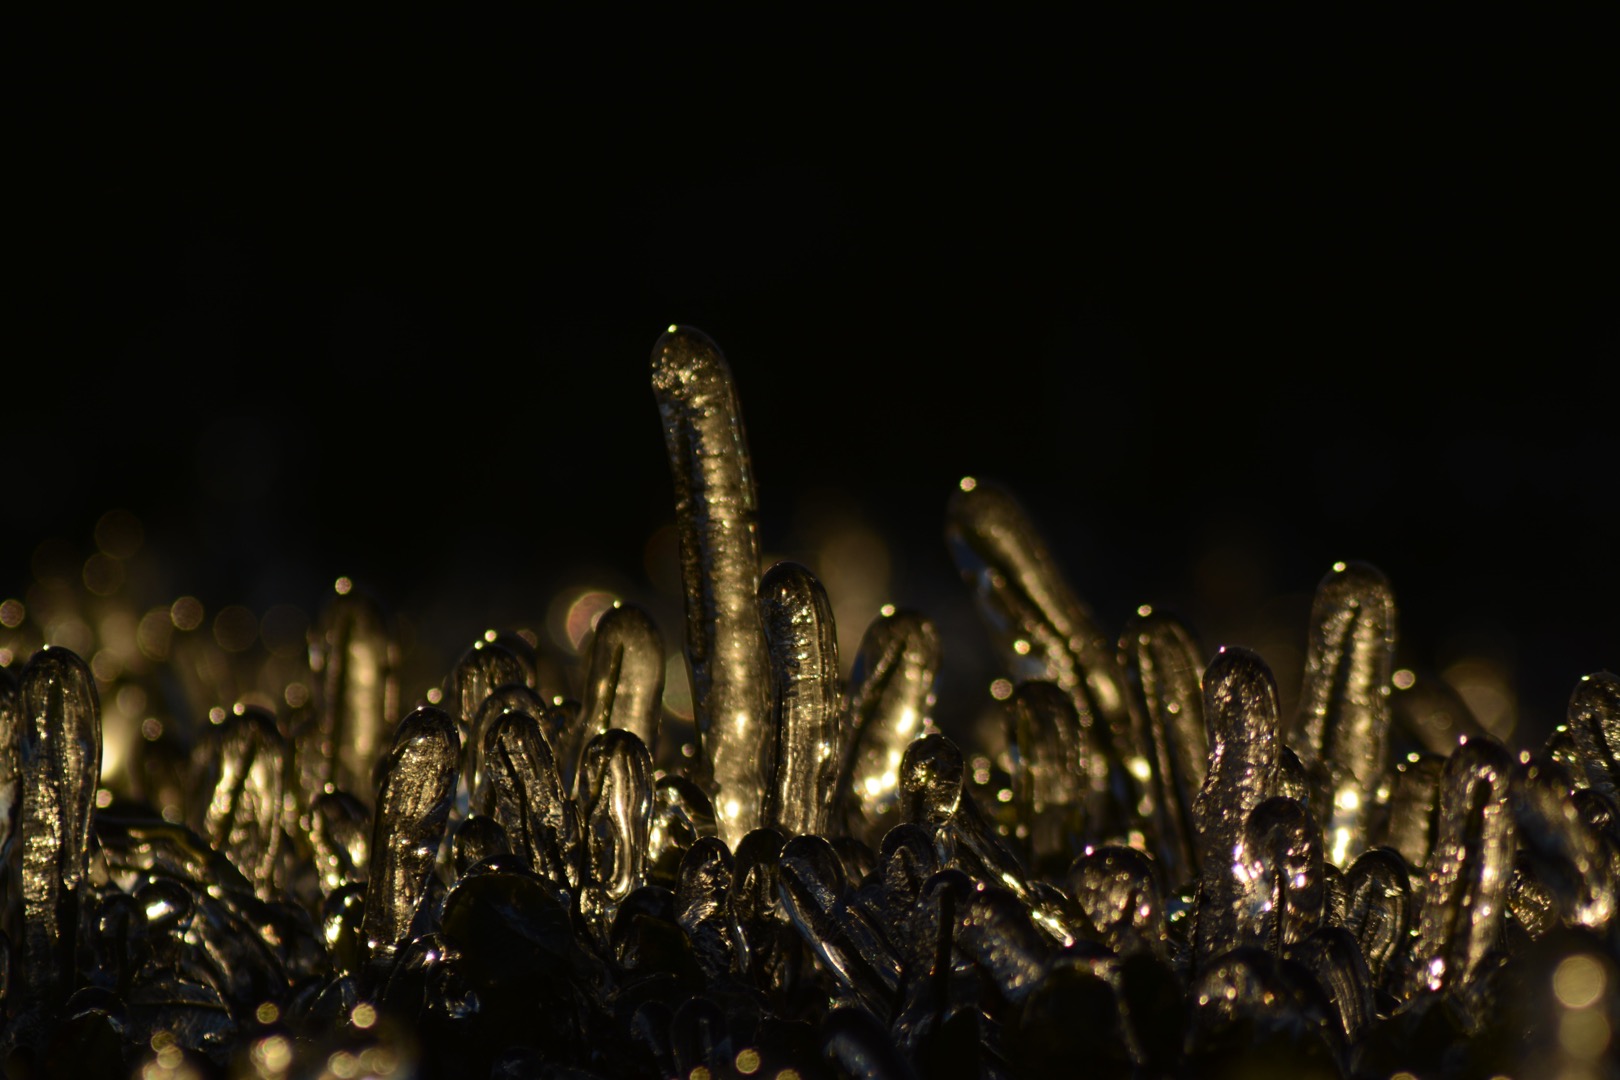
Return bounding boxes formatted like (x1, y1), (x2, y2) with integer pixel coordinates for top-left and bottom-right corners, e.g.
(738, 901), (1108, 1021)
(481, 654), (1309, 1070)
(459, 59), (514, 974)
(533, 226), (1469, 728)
(310, 790), (369, 894)
(955, 886), (1052, 1004)
(1119, 608), (1206, 881)
(945, 482), (1143, 817)
(651, 326), (771, 845)
(899, 733), (1079, 945)
(1194, 647), (1282, 962)
(1293, 561), (1396, 867)
(18, 648), (100, 997)
(472, 683), (557, 779)
(1568, 671), (1620, 800)
(577, 728), (654, 938)
(309, 591), (398, 804)
(1342, 847), (1411, 983)
(899, 734), (965, 826)
(675, 836), (735, 981)
(1273, 746), (1311, 809)
(730, 826), (794, 992)
(1544, 724), (1584, 778)
(449, 639), (529, 801)
(1291, 927), (1375, 1043)
(759, 562), (845, 837)
(840, 608), (939, 836)
(1066, 845), (1164, 957)
(1512, 756), (1616, 930)
(1409, 736), (1517, 997)
(9, 325), (1620, 1077)
(361, 706), (459, 964)
(777, 835), (900, 1013)
(202, 706), (285, 898)
(1384, 751), (1444, 869)
(1233, 796), (1325, 952)
(476, 708), (580, 889)
(579, 603), (665, 755)
(451, 813), (509, 876)
(0, 668), (19, 879)
(1008, 680), (1088, 863)
(649, 773), (716, 881)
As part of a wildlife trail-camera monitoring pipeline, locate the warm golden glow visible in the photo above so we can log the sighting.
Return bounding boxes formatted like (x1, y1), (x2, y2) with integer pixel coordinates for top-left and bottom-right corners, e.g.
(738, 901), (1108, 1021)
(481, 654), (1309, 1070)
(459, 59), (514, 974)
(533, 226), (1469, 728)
(816, 523), (891, 676)
(169, 596), (204, 631)
(550, 588), (618, 654)
(0, 324), (1598, 1075)
(1560, 1009), (1610, 1057)
(1444, 657), (1518, 739)
(663, 654), (694, 721)
(1329, 826), (1354, 868)
(138, 606), (174, 659)
(1555, 955), (1606, 1009)
(252, 1035), (291, 1073)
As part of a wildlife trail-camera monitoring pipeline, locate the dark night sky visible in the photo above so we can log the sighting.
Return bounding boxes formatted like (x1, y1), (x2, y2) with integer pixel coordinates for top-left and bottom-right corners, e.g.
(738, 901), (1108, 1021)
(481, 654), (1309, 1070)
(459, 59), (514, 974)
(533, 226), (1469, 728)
(11, 17), (1618, 743)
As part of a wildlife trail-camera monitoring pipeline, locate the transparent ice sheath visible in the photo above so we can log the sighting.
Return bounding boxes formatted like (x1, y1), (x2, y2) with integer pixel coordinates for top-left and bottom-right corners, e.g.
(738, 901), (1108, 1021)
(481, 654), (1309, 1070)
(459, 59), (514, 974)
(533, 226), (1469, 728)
(579, 603), (665, 757)
(18, 648), (101, 998)
(651, 326), (772, 846)
(759, 562), (846, 838)
(1292, 562), (1396, 867)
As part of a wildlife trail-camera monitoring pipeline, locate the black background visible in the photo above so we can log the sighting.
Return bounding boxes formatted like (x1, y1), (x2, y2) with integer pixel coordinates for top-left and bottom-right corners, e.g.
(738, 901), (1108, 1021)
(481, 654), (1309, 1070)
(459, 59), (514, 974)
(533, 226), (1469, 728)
(11, 16), (1618, 743)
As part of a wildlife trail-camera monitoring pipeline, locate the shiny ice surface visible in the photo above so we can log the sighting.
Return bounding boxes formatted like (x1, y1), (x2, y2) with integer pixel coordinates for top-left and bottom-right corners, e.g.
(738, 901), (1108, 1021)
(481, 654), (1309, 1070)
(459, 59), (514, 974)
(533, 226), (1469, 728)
(1194, 647), (1282, 962)
(1408, 737), (1517, 998)
(651, 326), (772, 846)
(1292, 562), (1396, 867)
(18, 648), (101, 997)
(946, 482), (1145, 825)
(579, 603), (665, 755)
(0, 327), (1612, 1079)
(360, 707), (459, 965)
(1120, 608), (1207, 884)
(759, 562), (845, 838)
(841, 609), (939, 839)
